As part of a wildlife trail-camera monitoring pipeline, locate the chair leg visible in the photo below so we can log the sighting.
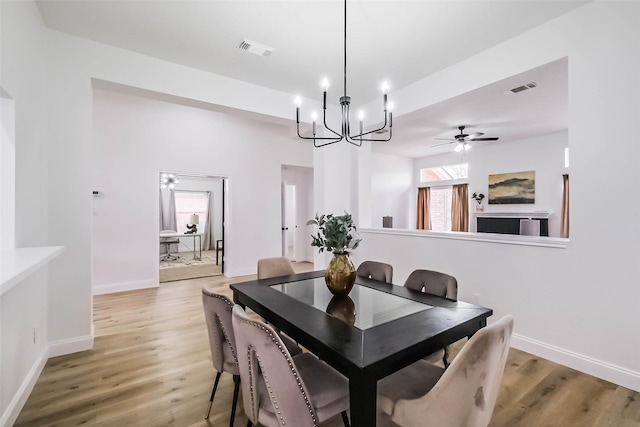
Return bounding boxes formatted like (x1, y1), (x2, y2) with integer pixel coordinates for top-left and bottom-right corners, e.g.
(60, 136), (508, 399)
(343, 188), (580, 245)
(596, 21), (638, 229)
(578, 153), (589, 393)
(341, 410), (351, 427)
(443, 346), (450, 369)
(205, 371), (222, 419)
(229, 375), (241, 427)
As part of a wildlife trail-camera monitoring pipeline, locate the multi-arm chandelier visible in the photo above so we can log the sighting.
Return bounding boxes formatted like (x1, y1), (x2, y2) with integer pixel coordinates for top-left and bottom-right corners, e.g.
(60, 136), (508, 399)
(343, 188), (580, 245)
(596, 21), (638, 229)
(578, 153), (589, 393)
(295, 0), (394, 147)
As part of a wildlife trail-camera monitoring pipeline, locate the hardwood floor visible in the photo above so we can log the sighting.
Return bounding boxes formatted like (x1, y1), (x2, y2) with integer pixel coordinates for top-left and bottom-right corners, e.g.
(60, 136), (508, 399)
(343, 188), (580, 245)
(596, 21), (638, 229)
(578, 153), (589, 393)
(15, 263), (640, 426)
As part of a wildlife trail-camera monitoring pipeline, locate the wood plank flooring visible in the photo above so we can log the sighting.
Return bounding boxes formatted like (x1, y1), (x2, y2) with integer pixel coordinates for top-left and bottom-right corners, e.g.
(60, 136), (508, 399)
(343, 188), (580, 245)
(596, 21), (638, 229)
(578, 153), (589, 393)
(15, 263), (640, 426)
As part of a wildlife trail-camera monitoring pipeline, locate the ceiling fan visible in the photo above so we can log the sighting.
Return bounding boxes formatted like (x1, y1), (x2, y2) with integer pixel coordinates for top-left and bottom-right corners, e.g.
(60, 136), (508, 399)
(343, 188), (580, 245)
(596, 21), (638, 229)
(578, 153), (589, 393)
(432, 125), (499, 152)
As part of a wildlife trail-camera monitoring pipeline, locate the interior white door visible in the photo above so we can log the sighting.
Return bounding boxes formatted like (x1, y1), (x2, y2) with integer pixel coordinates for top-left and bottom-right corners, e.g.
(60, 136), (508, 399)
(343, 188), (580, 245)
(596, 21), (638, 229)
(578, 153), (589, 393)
(281, 183), (296, 260)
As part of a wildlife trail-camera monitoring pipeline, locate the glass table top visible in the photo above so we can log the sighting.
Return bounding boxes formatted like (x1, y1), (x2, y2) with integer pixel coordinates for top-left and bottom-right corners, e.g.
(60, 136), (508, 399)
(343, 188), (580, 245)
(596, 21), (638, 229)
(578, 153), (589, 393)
(270, 277), (433, 330)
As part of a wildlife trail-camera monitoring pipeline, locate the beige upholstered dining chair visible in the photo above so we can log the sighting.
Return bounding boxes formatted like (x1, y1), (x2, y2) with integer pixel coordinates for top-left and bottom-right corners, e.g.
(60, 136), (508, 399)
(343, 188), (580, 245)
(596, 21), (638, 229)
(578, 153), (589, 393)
(356, 260), (393, 283)
(232, 305), (351, 427)
(378, 315), (514, 427)
(201, 289), (301, 426)
(404, 269), (458, 368)
(403, 269), (458, 300)
(201, 290), (240, 425)
(257, 256), (295, 279)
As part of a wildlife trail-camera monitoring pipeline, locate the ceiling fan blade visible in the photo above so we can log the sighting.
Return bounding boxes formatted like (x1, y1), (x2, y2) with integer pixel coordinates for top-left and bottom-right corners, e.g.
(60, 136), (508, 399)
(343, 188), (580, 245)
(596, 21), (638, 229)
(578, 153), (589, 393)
(469, 137), (499, 141)
(434, 138), (454, 141)
(465, 132), (484, 140)
(431, 141), (454, 147)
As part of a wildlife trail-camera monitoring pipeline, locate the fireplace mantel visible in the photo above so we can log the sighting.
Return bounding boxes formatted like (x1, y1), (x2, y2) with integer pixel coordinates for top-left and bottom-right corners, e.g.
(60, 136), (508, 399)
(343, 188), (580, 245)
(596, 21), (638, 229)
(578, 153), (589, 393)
(475, 211), (551, 219)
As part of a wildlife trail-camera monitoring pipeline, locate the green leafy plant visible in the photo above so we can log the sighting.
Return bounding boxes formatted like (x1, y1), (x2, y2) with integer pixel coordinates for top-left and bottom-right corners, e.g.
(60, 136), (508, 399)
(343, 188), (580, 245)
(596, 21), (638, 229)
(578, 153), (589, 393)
(306, 212), (361, 254)
(471, 192), (486, 205)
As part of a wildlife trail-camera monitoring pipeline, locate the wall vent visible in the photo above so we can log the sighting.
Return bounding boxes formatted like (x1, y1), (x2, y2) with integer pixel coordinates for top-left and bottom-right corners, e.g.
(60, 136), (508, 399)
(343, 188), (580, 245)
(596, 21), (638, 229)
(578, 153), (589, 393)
(237, 39), (275, 57)
(509, 81), (538, 94)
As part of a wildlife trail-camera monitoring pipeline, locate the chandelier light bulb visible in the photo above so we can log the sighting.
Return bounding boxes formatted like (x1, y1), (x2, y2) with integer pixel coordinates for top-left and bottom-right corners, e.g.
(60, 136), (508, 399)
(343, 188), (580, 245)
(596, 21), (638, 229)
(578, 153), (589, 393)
(358, 111), (364, 121)
(294, 96), (302, 107)
(311, 111), (318, 121)
(321, 78), (329, 91)
(387, 102), (394, 112)
(382, 81), (389, 94)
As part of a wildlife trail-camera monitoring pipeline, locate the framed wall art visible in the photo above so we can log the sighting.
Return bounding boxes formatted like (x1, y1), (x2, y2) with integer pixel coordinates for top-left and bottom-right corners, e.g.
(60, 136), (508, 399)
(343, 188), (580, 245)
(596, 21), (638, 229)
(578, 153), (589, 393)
(488, 170), (535, 204)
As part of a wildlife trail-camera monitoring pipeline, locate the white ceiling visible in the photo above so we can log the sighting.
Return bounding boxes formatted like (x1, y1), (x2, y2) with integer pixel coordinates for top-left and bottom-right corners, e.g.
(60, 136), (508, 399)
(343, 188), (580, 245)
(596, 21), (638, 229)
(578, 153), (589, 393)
(380, 57), (568, 158)
(36, 0), (582, 158)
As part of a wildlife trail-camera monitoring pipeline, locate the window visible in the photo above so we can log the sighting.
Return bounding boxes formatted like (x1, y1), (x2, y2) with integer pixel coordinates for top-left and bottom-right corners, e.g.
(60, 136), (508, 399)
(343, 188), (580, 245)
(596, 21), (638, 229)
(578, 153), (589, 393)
(418, 163), (467, 231)
(174, 191), (209, 233)
(420, 163), (468, 183)
(430, 187), (452, 231)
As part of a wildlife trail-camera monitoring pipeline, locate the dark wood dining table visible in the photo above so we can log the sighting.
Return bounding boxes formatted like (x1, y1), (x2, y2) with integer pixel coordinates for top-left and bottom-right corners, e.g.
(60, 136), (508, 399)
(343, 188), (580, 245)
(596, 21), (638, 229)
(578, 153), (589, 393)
(231, 270), (493, 427)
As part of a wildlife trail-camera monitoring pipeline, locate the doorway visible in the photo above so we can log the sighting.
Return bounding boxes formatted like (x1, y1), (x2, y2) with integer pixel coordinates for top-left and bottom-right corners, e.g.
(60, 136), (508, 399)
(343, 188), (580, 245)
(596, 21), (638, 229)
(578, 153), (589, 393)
(281, 165), (313, 263)
(159, 173), (227, 281)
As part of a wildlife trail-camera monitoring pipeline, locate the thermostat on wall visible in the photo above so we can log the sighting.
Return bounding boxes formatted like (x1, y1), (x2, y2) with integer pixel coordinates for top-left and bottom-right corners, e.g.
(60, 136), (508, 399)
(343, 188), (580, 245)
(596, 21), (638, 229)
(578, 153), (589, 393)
(92, 190), (102, 196)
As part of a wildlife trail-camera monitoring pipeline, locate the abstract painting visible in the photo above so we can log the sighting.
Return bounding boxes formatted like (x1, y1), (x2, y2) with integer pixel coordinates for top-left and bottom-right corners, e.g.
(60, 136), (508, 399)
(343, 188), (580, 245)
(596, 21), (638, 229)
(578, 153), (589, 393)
(488, 170), (535, 204)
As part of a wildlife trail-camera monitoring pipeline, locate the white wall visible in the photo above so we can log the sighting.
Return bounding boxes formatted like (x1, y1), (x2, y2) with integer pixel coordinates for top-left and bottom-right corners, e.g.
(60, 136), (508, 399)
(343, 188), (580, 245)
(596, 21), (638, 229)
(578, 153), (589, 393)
(0, 93), (16, 252)
(360, 2), (640, 391)
(370, 152), (413, 229)
(92, 86), (312, 293)
(413, 131), (567, 236)
(0, 2), (59, 424)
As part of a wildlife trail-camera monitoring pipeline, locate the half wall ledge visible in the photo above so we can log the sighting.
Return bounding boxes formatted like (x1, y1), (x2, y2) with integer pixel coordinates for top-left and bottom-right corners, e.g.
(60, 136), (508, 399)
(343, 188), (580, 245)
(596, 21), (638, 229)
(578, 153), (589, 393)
(1, 246), (65, 296)
(360, 228), (569, 249)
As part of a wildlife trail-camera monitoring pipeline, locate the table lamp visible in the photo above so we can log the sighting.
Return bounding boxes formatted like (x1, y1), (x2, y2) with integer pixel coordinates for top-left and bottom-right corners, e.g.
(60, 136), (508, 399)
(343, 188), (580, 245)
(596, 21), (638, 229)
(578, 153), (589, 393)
(187, 214), (199, 234)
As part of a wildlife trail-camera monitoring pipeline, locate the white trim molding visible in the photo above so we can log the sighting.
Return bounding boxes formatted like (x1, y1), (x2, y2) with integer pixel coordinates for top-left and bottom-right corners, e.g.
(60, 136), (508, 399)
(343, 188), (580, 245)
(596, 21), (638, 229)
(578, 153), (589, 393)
(92, 279), (158, 295)
(0, 348), (49, 427)
(512, 334), (640, 392)
(1, 335), (94, 426)
(48, 334), (94, 358)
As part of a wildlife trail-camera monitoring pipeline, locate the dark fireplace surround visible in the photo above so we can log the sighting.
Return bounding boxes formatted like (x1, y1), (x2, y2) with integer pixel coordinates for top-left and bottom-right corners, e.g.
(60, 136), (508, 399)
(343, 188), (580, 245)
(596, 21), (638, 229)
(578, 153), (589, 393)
(476, 212), (550, 237)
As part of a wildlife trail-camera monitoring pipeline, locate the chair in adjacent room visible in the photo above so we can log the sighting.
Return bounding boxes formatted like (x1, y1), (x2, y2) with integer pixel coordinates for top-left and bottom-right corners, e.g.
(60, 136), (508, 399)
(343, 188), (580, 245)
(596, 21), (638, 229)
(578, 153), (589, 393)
(232, 305), (351, 427)
(404, 269), (458, 367)
(356, 260), (393, 283)
(257, 256), (295, 279)
(377, 315), (514, 427)
(159, 230), (180, 261)
(201, 289), (301, 426)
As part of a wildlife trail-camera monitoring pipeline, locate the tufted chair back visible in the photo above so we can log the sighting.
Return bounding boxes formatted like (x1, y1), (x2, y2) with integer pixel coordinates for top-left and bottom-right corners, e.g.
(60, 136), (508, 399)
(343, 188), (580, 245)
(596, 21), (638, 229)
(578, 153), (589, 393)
(232, 305), (318, 427)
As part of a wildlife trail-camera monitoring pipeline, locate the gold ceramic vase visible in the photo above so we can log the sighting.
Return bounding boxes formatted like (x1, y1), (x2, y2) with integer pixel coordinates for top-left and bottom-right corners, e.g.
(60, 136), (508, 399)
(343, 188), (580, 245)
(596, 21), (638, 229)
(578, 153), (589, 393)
(325, 253), (356, 297)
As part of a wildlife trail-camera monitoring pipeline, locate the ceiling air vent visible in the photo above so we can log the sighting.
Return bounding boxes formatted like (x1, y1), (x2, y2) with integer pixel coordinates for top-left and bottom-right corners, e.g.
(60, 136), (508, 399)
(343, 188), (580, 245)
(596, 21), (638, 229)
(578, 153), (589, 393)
(237, 38), (275, 57)
(509, 81), (538, 94)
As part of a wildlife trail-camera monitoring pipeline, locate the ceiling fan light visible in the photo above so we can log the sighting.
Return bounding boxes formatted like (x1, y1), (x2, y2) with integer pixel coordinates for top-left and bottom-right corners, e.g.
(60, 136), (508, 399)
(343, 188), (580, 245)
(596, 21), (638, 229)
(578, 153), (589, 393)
(464, 142), (471, 151)
(454, 142), (464, 152)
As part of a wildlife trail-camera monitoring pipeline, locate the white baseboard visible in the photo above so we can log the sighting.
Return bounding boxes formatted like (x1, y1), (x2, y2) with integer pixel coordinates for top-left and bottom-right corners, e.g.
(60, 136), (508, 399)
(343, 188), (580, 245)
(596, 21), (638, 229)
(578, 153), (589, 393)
(512, 333), (640, 392)
(92, 279), (158, 295)
(48, 334), (94, 358)
(227, 267), (256, 277)
(0, 347), (48, 427)
(1, 335), (94, 426)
